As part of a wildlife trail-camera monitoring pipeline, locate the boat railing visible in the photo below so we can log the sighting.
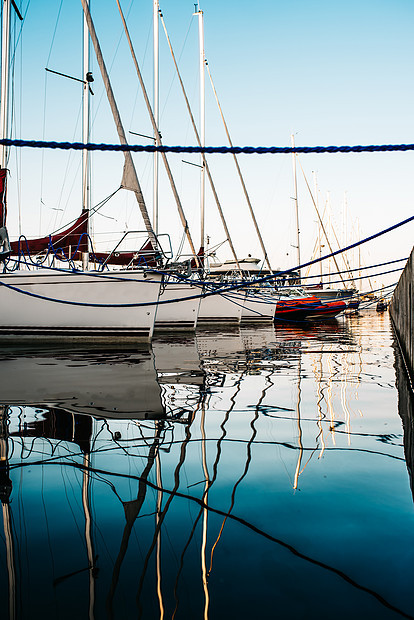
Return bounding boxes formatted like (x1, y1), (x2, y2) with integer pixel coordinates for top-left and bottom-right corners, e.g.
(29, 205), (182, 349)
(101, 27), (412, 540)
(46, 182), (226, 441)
(100, 231), (172, 270)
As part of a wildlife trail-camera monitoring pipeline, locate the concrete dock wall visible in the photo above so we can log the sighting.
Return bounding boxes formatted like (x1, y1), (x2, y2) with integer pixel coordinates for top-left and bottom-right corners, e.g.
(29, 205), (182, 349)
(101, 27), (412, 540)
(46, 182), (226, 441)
(394, 338), (414, 500)
(390, 247), (414, 376)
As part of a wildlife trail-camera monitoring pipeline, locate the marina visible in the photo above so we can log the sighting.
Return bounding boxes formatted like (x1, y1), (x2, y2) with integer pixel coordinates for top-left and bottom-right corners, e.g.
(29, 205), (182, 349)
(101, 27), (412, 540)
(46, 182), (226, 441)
(1, 310), (414, 619)
(0, 0), (408, 344)
(0, 1), (412, 618)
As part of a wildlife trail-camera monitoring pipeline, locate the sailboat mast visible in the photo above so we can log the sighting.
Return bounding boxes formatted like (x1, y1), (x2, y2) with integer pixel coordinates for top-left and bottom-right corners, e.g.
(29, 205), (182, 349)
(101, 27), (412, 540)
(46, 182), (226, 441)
(313, 171), (323, 283)
(0, 0), (11, 169)
(300, 165), (347, 286)
(291, 134), (301, 279)
(153, 0), (159, 235)
(196, 4), (205, 252)
(82, 11), (91, 268)
(160, 10), (242, 274)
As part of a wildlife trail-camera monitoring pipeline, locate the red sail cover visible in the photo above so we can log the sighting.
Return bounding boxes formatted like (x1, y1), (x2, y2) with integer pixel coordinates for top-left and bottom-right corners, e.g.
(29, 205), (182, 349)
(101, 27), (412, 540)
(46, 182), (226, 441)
(0, 168), (7, 227)
(190, 246), (204, 270)
(10, 210), (89, 260)
(9, 209), (159, 267)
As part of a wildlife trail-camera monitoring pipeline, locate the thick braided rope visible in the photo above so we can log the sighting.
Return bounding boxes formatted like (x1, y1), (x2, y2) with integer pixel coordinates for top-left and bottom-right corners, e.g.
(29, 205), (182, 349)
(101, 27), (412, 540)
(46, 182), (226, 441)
(1, 138), (414, 154)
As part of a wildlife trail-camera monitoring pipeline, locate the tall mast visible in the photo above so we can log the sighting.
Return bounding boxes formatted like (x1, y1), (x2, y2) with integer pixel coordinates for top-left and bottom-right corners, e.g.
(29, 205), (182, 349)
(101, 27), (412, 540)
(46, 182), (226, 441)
(153, 0), (159, 234)
(82, 9), (91, 268)
(82, 13), (91, 214)
(327, 191), (331, 284)
(159, 10), (242, 273)
(0, 0), (11, 169)
(357, 218), (361, 283)
(300, 165), (347, 286)
(291, 134), (301, 279)
(313, 171), (323, 283)
(195, 4), (205, 252)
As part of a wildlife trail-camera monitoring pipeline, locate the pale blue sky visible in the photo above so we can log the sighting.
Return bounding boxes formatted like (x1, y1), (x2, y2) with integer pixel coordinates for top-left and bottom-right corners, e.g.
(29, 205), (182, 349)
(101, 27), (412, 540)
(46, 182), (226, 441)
(5, 0), (414, 288)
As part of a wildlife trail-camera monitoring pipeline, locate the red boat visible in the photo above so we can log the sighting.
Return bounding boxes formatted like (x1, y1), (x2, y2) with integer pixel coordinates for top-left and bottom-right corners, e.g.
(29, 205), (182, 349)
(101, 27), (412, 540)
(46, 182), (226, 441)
(306, 299), (347, 319)
(274, 295), (322, 321)
(275, 296), (347, 321)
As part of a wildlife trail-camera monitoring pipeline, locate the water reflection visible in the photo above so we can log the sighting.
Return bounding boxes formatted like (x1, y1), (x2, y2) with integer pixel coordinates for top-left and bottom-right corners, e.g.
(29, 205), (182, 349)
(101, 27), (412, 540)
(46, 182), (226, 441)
(1, 313), (413, 619)
(393, 334), (414, 501)
(0, 348), (164, 419)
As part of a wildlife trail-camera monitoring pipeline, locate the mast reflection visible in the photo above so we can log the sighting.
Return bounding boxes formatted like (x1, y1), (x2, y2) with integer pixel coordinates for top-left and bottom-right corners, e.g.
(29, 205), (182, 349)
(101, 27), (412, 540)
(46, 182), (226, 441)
(0, 317), (409, 620)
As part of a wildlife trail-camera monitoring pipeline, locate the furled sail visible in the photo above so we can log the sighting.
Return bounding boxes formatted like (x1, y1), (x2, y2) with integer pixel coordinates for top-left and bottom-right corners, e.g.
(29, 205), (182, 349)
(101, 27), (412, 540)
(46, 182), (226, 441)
(0, 168), (7, 227)
(81, 0), (158, 253)
(10, 210), (89, 260)
(190, 246), (204, 270)
(10, 208), (158, 266)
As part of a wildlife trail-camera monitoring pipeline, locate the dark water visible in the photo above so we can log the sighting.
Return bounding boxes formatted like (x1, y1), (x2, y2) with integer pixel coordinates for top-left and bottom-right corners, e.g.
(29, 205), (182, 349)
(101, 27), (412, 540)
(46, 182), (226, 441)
(0, 310), (413, 619)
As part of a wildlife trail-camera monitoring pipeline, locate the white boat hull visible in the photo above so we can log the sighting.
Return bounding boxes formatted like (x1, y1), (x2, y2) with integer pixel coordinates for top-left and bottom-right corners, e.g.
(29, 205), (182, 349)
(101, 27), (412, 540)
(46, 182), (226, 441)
(154, 279), (201, 331)
(241, 292), (277, 322)
(197, 287), (244, 326)
(0, 268), (162, 342)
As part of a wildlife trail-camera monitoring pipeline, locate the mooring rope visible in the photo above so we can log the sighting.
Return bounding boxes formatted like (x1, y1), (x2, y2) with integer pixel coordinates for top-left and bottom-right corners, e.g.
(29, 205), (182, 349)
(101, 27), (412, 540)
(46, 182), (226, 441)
(2, 138), (414, 155)
(1, 214), (412, 307)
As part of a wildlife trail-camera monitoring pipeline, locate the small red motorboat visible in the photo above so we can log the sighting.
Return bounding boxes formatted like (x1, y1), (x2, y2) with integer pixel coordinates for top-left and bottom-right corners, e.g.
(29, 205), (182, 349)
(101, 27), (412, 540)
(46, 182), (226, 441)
(275, 296), (347, 321)
(274, 295), (322, 321)
(306, 299), (347, 319)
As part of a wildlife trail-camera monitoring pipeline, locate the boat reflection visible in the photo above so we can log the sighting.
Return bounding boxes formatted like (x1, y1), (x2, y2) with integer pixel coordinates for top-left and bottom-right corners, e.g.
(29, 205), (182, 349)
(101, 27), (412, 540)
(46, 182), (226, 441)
(1, 315), (411, 620)
(152, 334), (205, 421)
(0, 347), (164, 420)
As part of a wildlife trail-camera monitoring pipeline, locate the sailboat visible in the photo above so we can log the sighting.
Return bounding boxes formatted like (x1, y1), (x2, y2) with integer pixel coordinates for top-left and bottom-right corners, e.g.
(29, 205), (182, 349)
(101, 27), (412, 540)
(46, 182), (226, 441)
(0, 0), (165, 343)
(160, 6), (276, 325)
(290, 155), (357, 302)
(152, 4), (245, 326)
(129, 0), (202, 332)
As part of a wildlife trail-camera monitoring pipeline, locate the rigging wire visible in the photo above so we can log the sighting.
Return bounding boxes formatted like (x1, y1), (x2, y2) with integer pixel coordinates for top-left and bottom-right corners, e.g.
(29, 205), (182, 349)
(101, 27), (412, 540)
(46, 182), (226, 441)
(160, 12), (194, 121)
(39, 0), (64, 236)
(50, 100), (83, 233)
(288, 257), (408, 281)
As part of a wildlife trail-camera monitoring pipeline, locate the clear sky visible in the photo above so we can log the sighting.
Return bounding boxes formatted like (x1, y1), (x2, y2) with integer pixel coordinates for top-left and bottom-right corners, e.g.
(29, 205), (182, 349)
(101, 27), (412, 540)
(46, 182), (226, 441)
(5, 0), (414, 290)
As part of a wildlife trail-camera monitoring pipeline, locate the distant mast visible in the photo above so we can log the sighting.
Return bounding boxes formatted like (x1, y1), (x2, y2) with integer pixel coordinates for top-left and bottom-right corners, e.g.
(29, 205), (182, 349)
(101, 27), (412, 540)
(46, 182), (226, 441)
(153, 0), (159, 234)
(0, 0), (21, 229)
(312, 171), (322, 284)
(195, 3), (205, 254)
(82, 8), (92, 268)
(291, 134), (301, 279)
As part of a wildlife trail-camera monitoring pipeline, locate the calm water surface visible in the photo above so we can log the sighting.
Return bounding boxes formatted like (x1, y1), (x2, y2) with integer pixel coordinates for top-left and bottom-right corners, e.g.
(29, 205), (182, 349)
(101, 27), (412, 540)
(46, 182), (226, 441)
(0, 309), (413, 619)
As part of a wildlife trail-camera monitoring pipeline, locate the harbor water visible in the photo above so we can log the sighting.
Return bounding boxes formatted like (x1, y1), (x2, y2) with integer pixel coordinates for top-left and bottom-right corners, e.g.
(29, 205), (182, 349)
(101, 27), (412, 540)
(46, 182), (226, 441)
(0, 309), (413, 619)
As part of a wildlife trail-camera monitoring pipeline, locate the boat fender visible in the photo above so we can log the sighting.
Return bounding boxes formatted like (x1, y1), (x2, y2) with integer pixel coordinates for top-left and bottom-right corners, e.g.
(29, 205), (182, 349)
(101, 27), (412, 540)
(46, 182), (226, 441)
(0, 226), (11, 261)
